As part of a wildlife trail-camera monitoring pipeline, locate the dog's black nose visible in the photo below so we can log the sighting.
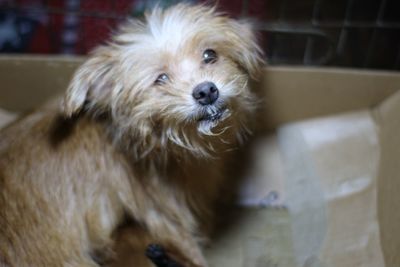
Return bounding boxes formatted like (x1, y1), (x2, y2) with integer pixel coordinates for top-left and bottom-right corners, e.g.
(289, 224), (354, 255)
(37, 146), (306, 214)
(192, 82), (219, 105)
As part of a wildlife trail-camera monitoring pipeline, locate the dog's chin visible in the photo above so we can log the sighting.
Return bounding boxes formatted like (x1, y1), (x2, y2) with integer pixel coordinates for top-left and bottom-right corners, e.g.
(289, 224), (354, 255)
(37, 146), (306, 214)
(193, 107), (231, 135)
(197, 107), (228, 123)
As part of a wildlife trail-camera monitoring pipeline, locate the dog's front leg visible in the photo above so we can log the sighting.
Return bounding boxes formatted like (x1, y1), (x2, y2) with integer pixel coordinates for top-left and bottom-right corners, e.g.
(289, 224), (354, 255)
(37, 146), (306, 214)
(120, 201), (208, 266)
(117, 174), (208, 267)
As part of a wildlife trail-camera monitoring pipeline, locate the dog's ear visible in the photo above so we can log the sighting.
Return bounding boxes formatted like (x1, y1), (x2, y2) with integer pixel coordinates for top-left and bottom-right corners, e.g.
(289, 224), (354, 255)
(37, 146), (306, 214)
(62, 46), (117, 117)
(226, 19), (265, 79)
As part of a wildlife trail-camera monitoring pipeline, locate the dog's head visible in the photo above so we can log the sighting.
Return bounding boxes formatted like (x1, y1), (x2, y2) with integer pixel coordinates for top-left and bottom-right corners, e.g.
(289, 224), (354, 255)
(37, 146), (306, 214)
(63, 4), (264, 158)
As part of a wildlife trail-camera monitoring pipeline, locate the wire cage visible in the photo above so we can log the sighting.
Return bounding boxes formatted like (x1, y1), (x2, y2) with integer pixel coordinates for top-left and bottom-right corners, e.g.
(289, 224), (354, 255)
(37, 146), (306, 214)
(0, 0), (399, 70)
(257, 0), (400, 70)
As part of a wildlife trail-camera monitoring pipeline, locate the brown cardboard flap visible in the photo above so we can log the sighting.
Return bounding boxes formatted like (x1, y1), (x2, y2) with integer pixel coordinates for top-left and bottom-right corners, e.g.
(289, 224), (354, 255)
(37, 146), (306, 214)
(277, 110), (384, 267)
(0, 55), (84, 112)
(374, 90), (400, 267)
(260, 67), (400, 128)
(207, 110), (386, 267)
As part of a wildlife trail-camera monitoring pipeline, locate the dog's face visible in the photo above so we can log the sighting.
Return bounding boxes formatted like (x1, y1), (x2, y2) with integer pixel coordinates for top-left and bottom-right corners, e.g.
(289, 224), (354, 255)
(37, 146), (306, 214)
(63, 4), (264, 157)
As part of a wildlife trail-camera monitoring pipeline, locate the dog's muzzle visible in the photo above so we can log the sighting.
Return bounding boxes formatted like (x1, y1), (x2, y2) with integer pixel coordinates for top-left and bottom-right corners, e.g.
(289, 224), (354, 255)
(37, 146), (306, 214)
(191, 81), (229, 124)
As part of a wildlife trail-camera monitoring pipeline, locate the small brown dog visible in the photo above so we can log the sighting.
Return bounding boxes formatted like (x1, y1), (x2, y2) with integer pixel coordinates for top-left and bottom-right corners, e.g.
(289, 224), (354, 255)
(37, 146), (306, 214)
(0, 4), (263, 267)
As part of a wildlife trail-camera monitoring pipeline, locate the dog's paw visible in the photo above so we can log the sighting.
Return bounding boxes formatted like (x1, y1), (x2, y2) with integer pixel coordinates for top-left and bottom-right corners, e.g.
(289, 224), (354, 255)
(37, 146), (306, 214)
(146, 244), (166, 261)
(146, 244), (183, 267)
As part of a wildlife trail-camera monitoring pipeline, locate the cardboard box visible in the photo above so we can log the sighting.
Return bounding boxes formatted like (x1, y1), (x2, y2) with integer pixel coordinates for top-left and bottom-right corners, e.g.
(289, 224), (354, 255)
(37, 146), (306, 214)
(1, 56), (400, 267)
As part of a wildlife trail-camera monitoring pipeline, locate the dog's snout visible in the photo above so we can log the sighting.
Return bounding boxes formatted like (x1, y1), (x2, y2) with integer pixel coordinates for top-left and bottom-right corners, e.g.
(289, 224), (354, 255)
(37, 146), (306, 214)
(192, 82), (219, 105)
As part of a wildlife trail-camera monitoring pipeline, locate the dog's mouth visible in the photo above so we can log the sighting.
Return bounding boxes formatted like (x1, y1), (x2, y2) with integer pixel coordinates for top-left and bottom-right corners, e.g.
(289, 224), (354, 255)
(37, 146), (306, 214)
(197, 106), (228, 123)
(191, 105), (232, 135)
(199, 110), (223, 122)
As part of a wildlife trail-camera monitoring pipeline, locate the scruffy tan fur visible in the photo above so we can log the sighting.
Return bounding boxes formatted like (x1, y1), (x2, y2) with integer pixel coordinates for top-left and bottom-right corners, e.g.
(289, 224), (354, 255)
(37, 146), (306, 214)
(0, 4), (263, 267)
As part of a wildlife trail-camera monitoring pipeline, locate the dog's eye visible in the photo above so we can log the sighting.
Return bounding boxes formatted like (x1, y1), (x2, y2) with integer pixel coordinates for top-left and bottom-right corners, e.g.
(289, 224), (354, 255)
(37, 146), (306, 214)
(155, 73), (169, 85)
(203, 49), (217, 64)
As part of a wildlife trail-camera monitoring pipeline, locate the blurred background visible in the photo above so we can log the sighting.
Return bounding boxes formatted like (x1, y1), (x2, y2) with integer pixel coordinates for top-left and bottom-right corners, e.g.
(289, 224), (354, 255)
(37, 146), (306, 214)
(0, 0), (399, 71)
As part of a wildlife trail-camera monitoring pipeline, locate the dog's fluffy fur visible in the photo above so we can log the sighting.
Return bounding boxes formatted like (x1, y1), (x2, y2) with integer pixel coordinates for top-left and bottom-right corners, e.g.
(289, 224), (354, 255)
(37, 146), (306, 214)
(0, 4), (263, 267)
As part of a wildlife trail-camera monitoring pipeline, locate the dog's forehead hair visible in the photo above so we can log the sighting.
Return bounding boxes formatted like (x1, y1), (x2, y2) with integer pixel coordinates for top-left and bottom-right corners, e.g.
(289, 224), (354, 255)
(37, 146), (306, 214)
(179, 58), (197, 74)
(126, 34), (212, 82)
(116, 5), (234, 76)
(132, 45), (199, 74)
(145, 5), (219, 49)
(137, 5), (229, 58)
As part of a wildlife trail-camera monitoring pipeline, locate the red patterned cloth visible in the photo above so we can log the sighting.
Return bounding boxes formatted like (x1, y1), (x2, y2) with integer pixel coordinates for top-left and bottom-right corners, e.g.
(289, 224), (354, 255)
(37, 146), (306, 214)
(0, 0), (246, 54)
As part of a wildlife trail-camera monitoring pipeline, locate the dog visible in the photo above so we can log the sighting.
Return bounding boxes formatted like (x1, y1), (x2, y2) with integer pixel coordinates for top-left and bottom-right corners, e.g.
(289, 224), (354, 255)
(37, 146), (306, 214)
(0, 4), (263, 267)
